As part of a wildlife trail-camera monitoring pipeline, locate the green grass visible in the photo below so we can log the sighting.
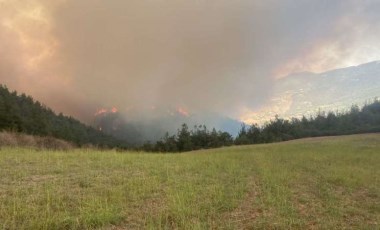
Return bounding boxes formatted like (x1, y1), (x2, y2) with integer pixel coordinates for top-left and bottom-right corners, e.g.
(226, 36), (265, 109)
(0, 134), (379, 229)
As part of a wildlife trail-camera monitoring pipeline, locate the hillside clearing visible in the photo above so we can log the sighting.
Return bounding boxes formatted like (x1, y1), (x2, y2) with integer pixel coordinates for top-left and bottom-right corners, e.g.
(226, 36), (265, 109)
(0, 134), (379, 229)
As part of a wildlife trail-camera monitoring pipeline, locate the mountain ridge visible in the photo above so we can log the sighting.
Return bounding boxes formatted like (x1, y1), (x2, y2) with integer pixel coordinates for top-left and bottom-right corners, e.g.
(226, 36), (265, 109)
(248, 60), (380, 124)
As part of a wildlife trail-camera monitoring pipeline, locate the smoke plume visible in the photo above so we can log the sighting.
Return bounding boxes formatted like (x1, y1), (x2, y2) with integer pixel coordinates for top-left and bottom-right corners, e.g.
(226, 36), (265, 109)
(1, 0), (380, 122)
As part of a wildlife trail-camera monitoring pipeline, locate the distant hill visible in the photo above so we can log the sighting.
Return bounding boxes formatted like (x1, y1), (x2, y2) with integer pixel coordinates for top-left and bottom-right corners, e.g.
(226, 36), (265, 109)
(251, 61), (380, 124)
(0, 85), (127, 148)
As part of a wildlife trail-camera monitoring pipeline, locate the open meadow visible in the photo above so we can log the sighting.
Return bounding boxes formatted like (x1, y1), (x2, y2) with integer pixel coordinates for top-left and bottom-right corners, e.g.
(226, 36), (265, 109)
(0, 134), (379, 229)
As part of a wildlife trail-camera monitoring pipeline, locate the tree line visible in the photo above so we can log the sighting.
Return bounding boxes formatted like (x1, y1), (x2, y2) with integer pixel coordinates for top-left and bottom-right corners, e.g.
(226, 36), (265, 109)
(143, 99), (380, 152)
(234, 101), (380, 145)
(141, 124), (234, 152)
(0, 85), (127, 148)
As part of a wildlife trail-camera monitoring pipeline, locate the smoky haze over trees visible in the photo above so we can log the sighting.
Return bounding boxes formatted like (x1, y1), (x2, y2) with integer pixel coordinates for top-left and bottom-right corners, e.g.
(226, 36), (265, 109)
(92, 108), (242, 146)
(1, 85), (380, 152)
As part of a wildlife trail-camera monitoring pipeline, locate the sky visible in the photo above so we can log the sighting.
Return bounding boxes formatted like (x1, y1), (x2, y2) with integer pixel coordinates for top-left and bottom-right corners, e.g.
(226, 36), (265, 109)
(1, 0), (380, 123)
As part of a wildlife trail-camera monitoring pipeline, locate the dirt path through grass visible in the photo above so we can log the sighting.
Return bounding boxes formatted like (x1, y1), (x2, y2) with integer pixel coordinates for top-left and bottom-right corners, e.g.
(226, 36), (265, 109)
(227, 177), (262, 229)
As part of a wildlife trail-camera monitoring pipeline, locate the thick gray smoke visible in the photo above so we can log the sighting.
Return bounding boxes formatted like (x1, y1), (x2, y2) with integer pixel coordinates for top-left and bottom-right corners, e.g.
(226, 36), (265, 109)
(1, 0), (380, 122)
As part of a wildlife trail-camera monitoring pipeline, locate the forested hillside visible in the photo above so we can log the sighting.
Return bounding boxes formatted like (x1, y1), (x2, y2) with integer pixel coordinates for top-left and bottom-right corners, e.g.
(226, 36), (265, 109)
(0, 85), (126, 148)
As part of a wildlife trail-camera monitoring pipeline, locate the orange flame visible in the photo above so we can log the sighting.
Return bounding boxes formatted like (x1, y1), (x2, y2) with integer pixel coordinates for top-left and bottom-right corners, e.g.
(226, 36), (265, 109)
(111, 107), (118, 113)
(94, 107), (118, 116)
(94, 108), (107, 116)
(177, 107), (189, 117)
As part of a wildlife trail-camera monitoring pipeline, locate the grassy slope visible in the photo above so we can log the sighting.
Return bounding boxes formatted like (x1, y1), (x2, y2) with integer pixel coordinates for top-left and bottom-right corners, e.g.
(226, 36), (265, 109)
(0, 134), (379, 229)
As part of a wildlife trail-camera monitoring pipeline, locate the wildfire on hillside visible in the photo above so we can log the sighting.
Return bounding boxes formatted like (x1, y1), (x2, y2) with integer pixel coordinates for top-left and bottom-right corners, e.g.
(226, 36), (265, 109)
(111, 107), (118, 113)
(177, 107), (189, 117)
(94, 109), (107, 116)
(94, 107), (118, 116)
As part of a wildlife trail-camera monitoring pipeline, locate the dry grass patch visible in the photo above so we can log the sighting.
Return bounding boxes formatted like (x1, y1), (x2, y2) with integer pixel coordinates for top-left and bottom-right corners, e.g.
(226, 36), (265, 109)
(0, 131), (73, 150)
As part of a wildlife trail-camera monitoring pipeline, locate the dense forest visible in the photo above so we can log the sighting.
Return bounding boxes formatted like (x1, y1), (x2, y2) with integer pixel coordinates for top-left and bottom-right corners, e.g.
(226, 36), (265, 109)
(144, 99), (380, 152)
(0, 85), (126, 148)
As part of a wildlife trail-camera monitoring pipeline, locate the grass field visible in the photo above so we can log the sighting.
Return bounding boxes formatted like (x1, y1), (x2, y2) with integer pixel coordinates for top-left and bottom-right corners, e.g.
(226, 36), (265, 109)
(0, 134), (379, 229)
